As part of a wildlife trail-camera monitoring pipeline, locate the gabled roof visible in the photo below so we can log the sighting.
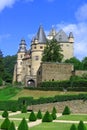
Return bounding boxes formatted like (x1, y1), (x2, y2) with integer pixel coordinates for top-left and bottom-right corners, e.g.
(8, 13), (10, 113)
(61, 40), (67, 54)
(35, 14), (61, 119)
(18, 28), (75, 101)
(36, 25), (47, 44)
(54, 29), (69, 42)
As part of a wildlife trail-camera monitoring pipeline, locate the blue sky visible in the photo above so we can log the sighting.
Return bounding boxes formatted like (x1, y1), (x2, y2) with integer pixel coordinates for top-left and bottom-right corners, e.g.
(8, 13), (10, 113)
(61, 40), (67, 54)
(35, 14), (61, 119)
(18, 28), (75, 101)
(0, 0), (87, 60)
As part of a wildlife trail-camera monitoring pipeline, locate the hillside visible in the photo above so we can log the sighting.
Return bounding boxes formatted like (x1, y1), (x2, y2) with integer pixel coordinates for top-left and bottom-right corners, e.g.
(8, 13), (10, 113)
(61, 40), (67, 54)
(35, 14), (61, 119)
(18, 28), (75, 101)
(0, 86), (87, 101)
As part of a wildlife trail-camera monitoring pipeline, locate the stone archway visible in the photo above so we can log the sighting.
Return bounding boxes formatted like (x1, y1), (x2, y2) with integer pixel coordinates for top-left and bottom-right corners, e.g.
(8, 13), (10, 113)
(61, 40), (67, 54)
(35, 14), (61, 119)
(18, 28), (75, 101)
(27, 79), (35, 87)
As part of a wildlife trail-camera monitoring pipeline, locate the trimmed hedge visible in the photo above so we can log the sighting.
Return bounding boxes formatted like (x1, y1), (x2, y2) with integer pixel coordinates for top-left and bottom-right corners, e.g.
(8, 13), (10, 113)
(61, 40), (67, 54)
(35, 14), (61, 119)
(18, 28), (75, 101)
(0, 93), (87, 110)
(1, 117), (10, 130)
(2, 110), (8, 118)
(42, 111), (53, 122)
(38, 80), (87, 91)
(29, 111), (37, 121)
(62, 106), (71, 115)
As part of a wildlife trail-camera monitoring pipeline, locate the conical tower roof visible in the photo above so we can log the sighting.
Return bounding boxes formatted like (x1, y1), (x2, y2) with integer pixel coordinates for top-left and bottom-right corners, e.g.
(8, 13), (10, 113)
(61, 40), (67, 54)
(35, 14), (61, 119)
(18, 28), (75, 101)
(18, 38), (27, 53)
(69, 32), (74, 38)
(36, 25), (47, 43)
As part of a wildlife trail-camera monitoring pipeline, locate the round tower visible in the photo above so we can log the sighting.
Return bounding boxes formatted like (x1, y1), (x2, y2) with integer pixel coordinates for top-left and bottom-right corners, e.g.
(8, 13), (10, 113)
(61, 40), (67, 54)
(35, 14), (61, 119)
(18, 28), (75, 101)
(31, 25), (47, 76)
(17, 38), (27, 82)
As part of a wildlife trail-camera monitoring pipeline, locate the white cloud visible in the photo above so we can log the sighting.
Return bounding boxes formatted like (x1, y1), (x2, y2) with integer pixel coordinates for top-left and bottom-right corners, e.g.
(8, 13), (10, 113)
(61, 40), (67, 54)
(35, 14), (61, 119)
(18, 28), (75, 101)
(75, 3), (87, 21)
(0, 0), (34, 12)
(0, 0), (17, 12)
(55, 22), (87, 60)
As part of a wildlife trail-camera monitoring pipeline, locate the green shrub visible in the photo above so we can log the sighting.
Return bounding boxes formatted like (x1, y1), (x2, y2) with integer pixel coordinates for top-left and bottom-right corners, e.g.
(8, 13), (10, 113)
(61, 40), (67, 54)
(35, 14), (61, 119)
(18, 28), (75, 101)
(52, 106), (57, 113)
(42, 111), (53, 122)
(29, 111), (37, 121)
(62, 106), (71, 115)
(70, 124), (77, 130)
(18, 118), (28, 130)
(11, 105), (17, 112)
(78, 120), (86, 130)
(1, 117), (10, 130)
(21, 105), (27, 113)
(51, 109), (57, 120)
(8, 122), (16, 130)
(2, 110), (8, 118)
(37, 110), (42, 119)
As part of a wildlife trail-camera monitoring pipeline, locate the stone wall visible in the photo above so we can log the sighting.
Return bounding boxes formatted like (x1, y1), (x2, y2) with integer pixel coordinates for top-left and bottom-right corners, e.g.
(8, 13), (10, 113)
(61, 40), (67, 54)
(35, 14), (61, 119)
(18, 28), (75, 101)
(37, 63), (74, 85)
(75, 70), (87, 76)
(28, 100), (87, 113)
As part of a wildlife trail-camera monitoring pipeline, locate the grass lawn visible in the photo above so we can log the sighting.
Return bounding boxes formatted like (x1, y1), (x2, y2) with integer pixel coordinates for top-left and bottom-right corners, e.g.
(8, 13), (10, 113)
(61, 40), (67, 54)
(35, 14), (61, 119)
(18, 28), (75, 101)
(10, 89), (87, 100)
(0, 86), (87, 100)
(57, 114), (87, 121)
(0, 86), (21, 100)
(29, 122), (78, 130)
(0, 118), (26, 127)
(9, 112), (31, 119)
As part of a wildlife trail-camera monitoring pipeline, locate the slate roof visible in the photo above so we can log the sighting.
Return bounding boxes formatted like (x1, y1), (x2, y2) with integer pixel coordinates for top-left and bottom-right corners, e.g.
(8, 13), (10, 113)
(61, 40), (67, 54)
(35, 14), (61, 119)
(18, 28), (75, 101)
(18, 39), (27, 52)
(36, 25), (47, 43)
(54, 29), (69, 42)
(69, 32), (74, 38)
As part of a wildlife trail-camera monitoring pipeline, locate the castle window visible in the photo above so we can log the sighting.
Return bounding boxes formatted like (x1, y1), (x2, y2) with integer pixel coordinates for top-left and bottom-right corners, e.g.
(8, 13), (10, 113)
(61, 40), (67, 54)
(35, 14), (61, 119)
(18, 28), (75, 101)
(35, 56), (39, 60)
(34, 46), (36, 49)
(40, 46), (43, 49)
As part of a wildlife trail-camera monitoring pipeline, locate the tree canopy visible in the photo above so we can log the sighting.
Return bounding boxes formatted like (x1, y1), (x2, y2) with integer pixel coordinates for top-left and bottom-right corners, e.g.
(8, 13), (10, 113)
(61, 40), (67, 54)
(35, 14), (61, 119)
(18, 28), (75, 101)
(42, 39), (63, 62)
(0, 50), (4, 79)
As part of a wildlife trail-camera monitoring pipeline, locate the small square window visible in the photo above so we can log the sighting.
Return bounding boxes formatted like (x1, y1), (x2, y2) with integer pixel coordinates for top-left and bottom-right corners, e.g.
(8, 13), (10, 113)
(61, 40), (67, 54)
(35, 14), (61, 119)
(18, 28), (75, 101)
(40, 46), (43, 49)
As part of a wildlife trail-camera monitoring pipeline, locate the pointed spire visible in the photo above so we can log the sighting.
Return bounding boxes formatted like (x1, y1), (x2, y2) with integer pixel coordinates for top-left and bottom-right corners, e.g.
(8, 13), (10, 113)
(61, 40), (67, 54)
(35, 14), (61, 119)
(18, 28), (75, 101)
(18, 38), (27, 53)
(49, 27), (57, 36)
(36, 25), (47, 43)
(69, 32), (74, 38)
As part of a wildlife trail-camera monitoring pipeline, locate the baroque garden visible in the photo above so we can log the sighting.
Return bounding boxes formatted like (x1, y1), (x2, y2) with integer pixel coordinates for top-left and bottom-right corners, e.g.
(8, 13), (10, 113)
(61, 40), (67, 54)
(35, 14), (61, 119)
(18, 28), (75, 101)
(0, 26), (87, 130)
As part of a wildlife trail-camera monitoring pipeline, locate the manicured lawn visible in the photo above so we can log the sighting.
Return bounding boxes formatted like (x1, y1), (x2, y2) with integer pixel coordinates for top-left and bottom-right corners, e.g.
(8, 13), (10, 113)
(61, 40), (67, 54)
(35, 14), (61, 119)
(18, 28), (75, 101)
(11, 89), (87, 100)
(57, 114), (87, 121)
(0, 86), (87, 100)
(30, 122), (76, 130)
(9, 112), (31, 119)
(0, 86), (21, 100)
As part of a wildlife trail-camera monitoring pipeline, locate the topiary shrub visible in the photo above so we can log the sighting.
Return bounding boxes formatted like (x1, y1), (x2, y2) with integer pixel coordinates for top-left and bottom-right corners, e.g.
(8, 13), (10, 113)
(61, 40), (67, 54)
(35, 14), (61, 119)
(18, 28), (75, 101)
(8, 121), (16, 130)
(52, 106), (57, 113)
(78, 120), (86, 130)
(18, 118), (28, 130)
(21, 105), (27, 113)
(2, 110), (8, 118)
(1, 117), (10, 130)
(37, 110), (42, 119)
(62, 106), (71, 115)
(11, 105), (17, 112)
(51, 110), (57, 120)
(42, 111), (53, 122)
(29, 111), (37, 121)
(70, 124), (77, 130)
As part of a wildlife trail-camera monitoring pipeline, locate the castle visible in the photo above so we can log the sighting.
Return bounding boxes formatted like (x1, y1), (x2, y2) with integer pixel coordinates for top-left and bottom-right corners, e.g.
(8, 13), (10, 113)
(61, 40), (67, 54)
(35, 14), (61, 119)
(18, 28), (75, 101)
(13, 25), (74, 87)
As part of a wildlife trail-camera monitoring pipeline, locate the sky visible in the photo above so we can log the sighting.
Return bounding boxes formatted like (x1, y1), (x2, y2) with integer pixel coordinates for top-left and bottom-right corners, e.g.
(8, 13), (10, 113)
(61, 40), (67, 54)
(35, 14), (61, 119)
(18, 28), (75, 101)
(0, 0), (87, 60)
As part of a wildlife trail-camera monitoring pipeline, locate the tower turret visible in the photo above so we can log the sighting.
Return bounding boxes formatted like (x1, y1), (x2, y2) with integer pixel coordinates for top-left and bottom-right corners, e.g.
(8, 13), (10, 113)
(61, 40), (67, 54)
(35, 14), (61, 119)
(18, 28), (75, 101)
(68, 32), (74, 43)
(17, 38), (27, 82)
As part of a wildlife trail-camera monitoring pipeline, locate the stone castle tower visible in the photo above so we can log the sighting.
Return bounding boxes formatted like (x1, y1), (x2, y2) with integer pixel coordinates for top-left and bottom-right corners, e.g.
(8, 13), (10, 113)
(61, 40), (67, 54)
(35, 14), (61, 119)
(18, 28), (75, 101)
(13, 25), (74, 86)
